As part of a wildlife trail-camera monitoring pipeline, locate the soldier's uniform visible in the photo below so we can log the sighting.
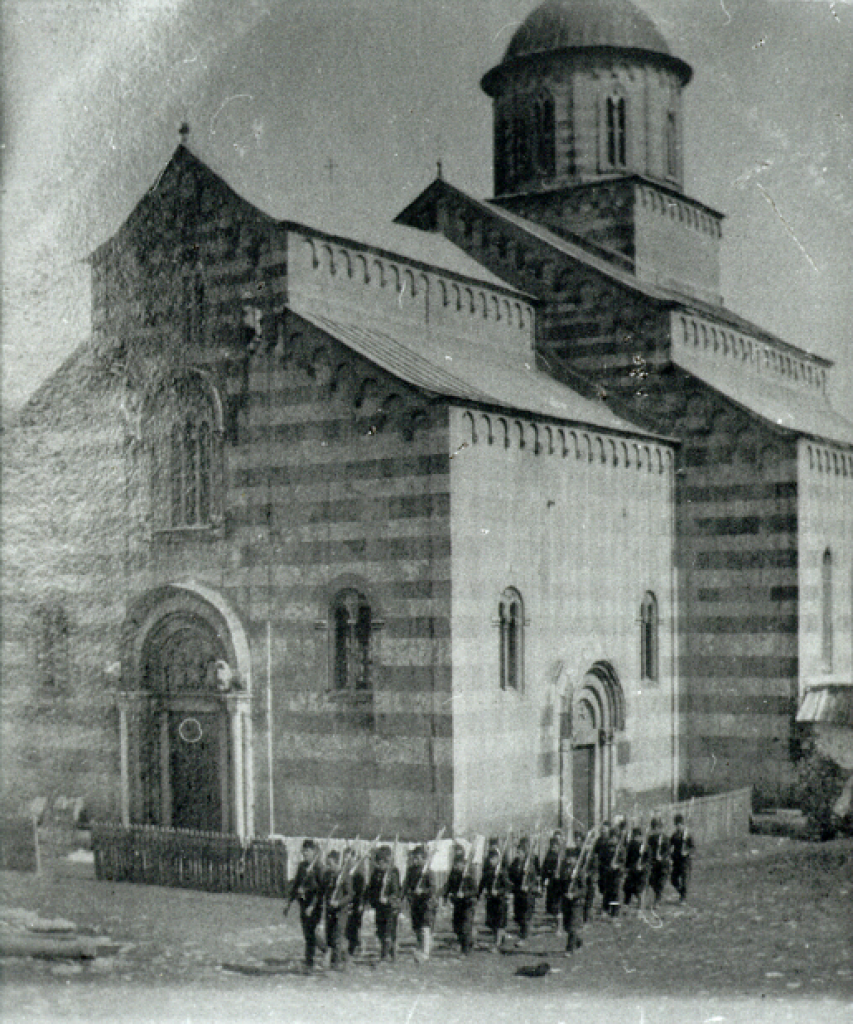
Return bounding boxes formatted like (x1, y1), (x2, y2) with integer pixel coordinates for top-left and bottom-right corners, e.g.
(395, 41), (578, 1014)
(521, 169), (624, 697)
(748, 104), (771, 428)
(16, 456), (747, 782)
(558, 846), (584, 954)
(645, 818), (669, 906)
(443, 847), (478, 954)
(286, 840), (324, 971)
(669, 815), (695, 901)
(540, 833), (563, 922)
(622, 826), (646, 907)
(344, 854), (367, 956)
(366, 846), (402, 960)
(602, 819), (627, 917)
(322, 851), (353, 969)
(478, 848), (510, 950)
(402, 845), (437, 961)
(508, 838), (540, 944)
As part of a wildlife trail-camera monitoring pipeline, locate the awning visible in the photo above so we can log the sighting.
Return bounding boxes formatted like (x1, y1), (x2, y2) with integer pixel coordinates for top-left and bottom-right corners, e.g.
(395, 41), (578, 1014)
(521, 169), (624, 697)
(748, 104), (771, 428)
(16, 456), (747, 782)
(796, 685), (853, 727)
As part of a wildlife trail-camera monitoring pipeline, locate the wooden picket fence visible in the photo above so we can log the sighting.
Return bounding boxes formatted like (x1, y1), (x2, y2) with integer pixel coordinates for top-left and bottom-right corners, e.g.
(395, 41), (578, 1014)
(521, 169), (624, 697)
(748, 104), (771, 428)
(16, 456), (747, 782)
(91, 824), (288, 898)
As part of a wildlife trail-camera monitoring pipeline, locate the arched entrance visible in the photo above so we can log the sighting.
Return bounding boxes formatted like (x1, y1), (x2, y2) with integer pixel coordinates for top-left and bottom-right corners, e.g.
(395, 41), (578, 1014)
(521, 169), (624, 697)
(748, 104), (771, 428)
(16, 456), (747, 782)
(116, 584), (253, 837)
(559, 661), (625, 832)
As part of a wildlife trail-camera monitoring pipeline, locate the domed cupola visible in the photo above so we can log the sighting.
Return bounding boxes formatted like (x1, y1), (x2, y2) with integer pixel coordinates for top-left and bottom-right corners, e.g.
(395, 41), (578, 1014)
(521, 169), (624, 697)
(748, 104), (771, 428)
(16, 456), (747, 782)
(482, 0), (692, 197)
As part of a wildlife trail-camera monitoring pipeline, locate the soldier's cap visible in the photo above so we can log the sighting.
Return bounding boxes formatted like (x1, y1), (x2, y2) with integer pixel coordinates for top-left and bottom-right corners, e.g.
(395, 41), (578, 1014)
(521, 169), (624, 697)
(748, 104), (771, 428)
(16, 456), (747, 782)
(301, 838), (316, 850)
(487, 836), (500, 847)
(632, 826), (642, 836)
(453, 846), (466, 860)
(674, 814), (685, 825)
(327, 850), (340, 862)
(487, 846), (501, 859)
(411, 844), (426, 857)
(376, 845), (392, 860)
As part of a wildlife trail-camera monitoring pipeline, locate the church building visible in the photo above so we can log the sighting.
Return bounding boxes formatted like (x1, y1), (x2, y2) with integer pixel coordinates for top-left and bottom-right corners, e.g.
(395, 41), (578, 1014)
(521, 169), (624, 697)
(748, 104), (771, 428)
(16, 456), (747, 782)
(2, 0), (849, 840)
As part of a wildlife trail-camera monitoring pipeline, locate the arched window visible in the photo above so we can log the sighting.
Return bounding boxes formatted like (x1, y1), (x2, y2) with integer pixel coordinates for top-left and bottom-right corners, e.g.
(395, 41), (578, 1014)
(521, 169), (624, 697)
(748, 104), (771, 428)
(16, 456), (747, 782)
(34, 602), (69, 690)
(640, 592), (659, 682)
(150, 374), (222, 530)
(665, 110), (678, 179)
(499, 587), (525, 691)
(495, 109), (511, 193)
(605, 95), (627, 168)
(534, 90), (556, 176)
(332, 589), (372, 691)
(182, 267), (206, 346)
(822, 549), (833, 672)
(513, 99), (533, 183)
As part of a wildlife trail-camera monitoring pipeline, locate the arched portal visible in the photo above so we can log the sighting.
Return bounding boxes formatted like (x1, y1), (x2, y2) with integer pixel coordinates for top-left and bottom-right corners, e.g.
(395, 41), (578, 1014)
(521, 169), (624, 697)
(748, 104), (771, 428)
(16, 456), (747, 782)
(559, 661), (625, 833)
(117, 584), (253, 837)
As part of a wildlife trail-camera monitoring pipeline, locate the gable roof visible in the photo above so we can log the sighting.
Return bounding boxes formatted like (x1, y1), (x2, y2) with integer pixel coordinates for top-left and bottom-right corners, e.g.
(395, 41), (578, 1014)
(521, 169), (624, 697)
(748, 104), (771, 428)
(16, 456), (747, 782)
(289, 304), (670, 442)
(395, 176), (833, 365)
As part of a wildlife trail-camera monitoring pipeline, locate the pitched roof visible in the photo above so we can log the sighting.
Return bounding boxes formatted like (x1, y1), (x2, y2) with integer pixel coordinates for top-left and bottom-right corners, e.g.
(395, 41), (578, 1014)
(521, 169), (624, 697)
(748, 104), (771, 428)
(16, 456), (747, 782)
(289, 304), (670, 442)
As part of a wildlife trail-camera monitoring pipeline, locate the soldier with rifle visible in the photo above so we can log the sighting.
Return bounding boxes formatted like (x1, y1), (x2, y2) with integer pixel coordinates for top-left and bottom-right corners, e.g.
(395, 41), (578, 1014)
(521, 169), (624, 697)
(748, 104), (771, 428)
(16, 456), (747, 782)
(344, 837), (380, 957)
(402, 840), (439, 962)
(558, 840), (587, 954)
(479, 839), (510, 951)
(443, 843), (478, 955)
(508, 835), (540, 946)
(322, 849), (352, 969)
(622, 824), (646, 908)
(540, 830), (564, 927)
(644, 816), (669, 907)
(669, 813), (695, 902)
(285, 838), (325, 972)
(603, 816), (628, 917)
(366, 843), (402, 961)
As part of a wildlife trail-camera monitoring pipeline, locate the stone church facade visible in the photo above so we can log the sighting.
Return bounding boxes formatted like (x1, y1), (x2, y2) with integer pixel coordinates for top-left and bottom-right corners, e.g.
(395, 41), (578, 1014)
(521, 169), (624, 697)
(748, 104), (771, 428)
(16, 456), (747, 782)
(2, 0), (850, 838)
(396, 0), (853, 800)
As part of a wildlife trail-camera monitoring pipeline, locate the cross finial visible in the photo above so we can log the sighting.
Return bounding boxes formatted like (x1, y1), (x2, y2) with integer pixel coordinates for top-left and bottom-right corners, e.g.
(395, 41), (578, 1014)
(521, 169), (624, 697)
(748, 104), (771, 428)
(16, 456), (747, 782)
(179, 122), (190, 144)
(436, 159), (443, 180)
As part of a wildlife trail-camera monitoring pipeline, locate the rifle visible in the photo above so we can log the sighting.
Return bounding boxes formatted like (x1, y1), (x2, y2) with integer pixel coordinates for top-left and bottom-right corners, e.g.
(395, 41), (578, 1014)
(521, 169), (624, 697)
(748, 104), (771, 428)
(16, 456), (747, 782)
(521, 833), (538, 893)
(568, 828), (597, 897)
(379, 834), (399, 904)
(329, 835), (361, 907)
(490, 836), (509, 895)
(415, 827), (445, 894)
(610, 821), (627, 871)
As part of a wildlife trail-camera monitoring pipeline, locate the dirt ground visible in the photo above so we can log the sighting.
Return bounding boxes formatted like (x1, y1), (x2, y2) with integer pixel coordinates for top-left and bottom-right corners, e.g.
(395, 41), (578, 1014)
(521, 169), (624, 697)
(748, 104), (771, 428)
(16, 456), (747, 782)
(1, 835), (851, 1024)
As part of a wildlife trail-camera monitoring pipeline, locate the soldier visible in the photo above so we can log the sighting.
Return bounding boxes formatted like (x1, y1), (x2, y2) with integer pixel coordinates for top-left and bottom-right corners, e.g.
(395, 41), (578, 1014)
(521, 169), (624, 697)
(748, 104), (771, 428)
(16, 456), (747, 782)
(443, 844), (478, 955)
(478, 843), (510, 951)
(592, 821), (611, 915)
(540, 831), (564, 928)
(402, 844), (437, 962)
(602, 817), (627, 917)
(344, 846), (367, 957)
(508, 835), (540, 946)
(558, 844), (585, 954)
(622, 825), (646, 908)
(285, 839), (324, 972)
(645, 816), (669, 907)
(581, 829), (598, 924)
(366, 845), (402, 961)
(322, 849), (352, 969)
(669, 814), (695, 902)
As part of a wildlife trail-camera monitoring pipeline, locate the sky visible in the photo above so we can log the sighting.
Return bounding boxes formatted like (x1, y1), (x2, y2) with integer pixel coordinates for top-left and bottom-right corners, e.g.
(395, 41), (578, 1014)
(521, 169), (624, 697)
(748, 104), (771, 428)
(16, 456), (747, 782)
(2, 0), (852, 414)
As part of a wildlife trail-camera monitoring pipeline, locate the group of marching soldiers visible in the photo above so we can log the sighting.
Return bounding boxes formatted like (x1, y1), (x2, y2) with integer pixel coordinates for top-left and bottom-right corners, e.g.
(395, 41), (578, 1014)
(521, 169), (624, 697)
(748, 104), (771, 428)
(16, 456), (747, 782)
(285, 813), (694, 972)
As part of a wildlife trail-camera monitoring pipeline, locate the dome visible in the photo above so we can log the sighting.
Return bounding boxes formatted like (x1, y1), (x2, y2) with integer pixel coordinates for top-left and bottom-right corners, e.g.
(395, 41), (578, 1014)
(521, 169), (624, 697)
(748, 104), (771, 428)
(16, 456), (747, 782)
(482, 0), (691, 95)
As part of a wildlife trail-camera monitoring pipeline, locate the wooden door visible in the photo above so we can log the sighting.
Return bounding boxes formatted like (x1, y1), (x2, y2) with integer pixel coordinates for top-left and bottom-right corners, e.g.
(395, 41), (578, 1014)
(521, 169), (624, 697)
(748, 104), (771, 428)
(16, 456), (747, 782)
(169, 710), (223, 831)
(572, 745), (595, 834)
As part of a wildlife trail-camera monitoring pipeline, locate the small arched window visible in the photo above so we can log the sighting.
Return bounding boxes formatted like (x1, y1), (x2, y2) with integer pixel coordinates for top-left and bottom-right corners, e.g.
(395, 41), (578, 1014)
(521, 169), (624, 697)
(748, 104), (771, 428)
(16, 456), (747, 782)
(513, 99), (533, 182)
(499, 587), (525, 691)
(332, 589), (373, 692)
(822, 549), (833, 672)
(534, 90), (556, 176)
(605, 95), (628, 168)
(640, 591), (659, 682)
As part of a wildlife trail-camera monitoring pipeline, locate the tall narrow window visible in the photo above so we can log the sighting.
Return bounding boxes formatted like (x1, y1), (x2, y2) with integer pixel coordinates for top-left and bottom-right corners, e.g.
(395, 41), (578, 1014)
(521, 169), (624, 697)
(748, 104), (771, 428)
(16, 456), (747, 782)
(499, 588), (525, 691)
(606, 95), (627, 168)
(152, 373), (222, 530)
(822, 549), (833, 672)
(332, 589), (372, 692)
(35, 603), (69, 690)
(665, 110), (678, 179)
(534, 90), (556, 176)
(513, 100), (533, 182)
(640, 592), (659, 682)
